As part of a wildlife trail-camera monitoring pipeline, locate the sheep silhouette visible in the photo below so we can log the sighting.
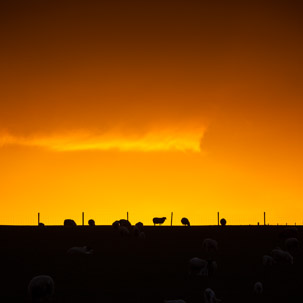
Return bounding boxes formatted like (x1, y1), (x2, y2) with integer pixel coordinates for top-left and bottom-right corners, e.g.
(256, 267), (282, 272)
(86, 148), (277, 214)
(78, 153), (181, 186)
(153, 217), (166, 226)
(28, 275), (54, 303)
(119, 219), (132, 228)
(112, 220), (120, 229)
(88, 219), (95, 226)
(181, 217), (190, 226)
(135, 222), (144, 230)
(133, 222), (143, 237)
(64, 219), (77, 227)
(220, 218), (226, 226)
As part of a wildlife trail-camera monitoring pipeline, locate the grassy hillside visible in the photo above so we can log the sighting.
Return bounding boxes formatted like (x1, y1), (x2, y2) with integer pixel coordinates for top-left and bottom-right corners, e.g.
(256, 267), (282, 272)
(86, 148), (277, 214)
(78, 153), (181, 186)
(0, 225), (302, 303)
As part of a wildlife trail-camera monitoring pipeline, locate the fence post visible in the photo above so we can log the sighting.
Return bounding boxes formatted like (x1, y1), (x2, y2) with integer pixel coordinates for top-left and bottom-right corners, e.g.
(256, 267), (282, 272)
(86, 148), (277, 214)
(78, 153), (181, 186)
(217, 212), (220, 226)
(127, 212), (129, 221)
(82, 212), (84, 226)
(38, 212), (40, 225)
(264, 212), (266, 225)
(171, 212), (173, 226)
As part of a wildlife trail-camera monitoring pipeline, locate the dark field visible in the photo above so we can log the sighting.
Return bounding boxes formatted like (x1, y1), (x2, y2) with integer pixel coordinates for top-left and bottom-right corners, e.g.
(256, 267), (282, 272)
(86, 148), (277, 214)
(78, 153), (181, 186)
(1, 225), (303, 303)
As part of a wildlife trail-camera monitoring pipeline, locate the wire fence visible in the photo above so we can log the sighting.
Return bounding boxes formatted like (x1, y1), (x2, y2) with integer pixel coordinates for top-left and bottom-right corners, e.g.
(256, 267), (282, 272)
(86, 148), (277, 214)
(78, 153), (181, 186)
(0, 211), (302, 226)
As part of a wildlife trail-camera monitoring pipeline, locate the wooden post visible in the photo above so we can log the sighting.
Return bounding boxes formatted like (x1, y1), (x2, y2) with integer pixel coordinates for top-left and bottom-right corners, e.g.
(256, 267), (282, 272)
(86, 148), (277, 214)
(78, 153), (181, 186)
(171, 212), (173, 226)
(82, 212), (84, 226)
(264, 212), (266, 225)
(217, 212), (220, 226)
(127, 212), (129, 221)
(38, 212), (40, 225)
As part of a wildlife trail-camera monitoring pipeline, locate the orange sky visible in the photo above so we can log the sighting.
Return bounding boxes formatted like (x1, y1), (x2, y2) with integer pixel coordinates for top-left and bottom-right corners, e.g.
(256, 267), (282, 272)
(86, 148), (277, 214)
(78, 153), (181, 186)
(0, 0), (302, 225)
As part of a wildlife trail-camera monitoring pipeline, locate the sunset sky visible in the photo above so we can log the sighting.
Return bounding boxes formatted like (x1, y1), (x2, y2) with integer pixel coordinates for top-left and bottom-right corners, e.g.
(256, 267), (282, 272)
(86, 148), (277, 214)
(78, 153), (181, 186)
(0, 0), (302, 225)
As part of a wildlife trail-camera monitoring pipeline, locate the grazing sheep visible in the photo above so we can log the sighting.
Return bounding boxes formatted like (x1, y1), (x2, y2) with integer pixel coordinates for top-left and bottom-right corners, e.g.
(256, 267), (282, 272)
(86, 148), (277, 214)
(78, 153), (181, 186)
(271, 248), (293, 265)
(112, 220), (120, 229)
(135, 222), (144, 230)
(189, 257), (208, 276)
(285, 237), (299, 252)
(88, 219), (95, 226)
(220, 218), (226, 226)
(262, 255), (275, 267)
(119, 219), (132, 229)
(133, 222), (144, 236)
(181, 217), (190, 226)
(204, 288), (220, 303)
(28, 275), (54, 303)
(67, 246), (93, 255)
(202, 238), (218, 255)
(253, 281), (263, 295)
(64, 219), (77, 227)
(153, 217), (166, 225)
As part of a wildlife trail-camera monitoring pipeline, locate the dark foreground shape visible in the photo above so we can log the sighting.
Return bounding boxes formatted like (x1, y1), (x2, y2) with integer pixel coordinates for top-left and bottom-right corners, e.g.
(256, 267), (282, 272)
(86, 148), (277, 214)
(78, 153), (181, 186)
(135, 222), (144, 230)
(112, 220), (120, 229)
(38, 223), (45, 227)
(279, 226), (298, 239)
(88, 219), (95, 226)
(181, 217), (190, 226)
(1, 225), (303, 303)
(220, 218), (226, 226)
(64, 219), (77, 227)
(153, 217), (166, 225)
(28, 275), (55, 303)
(119, 219), (132, 228)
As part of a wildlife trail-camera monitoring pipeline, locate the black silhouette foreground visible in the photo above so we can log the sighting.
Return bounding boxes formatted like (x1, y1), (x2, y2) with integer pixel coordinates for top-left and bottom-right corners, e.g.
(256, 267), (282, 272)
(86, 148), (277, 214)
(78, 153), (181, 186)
(64, 219), (77, 227)
(1, 224), (302, 303)
(181, 217), (190, 226)
(153, 217), (166, 225)
(220, 218), (226, 226)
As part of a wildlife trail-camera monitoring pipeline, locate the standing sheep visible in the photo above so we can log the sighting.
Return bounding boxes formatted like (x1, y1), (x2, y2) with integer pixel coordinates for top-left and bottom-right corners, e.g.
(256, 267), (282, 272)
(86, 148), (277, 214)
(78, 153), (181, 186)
(181, 217), (190, 226)
(153, 217), (166, 225)
(28, 275), (54, 303)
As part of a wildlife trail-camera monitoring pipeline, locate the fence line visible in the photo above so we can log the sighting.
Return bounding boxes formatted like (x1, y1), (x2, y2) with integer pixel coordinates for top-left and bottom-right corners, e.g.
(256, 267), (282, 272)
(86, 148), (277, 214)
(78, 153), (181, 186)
(0, 211), (302, 226)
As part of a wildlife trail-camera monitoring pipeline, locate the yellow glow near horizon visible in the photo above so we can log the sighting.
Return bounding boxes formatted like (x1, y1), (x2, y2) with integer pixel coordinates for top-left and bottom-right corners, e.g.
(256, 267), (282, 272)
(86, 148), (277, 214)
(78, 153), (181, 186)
(0, 129), (205, 152)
